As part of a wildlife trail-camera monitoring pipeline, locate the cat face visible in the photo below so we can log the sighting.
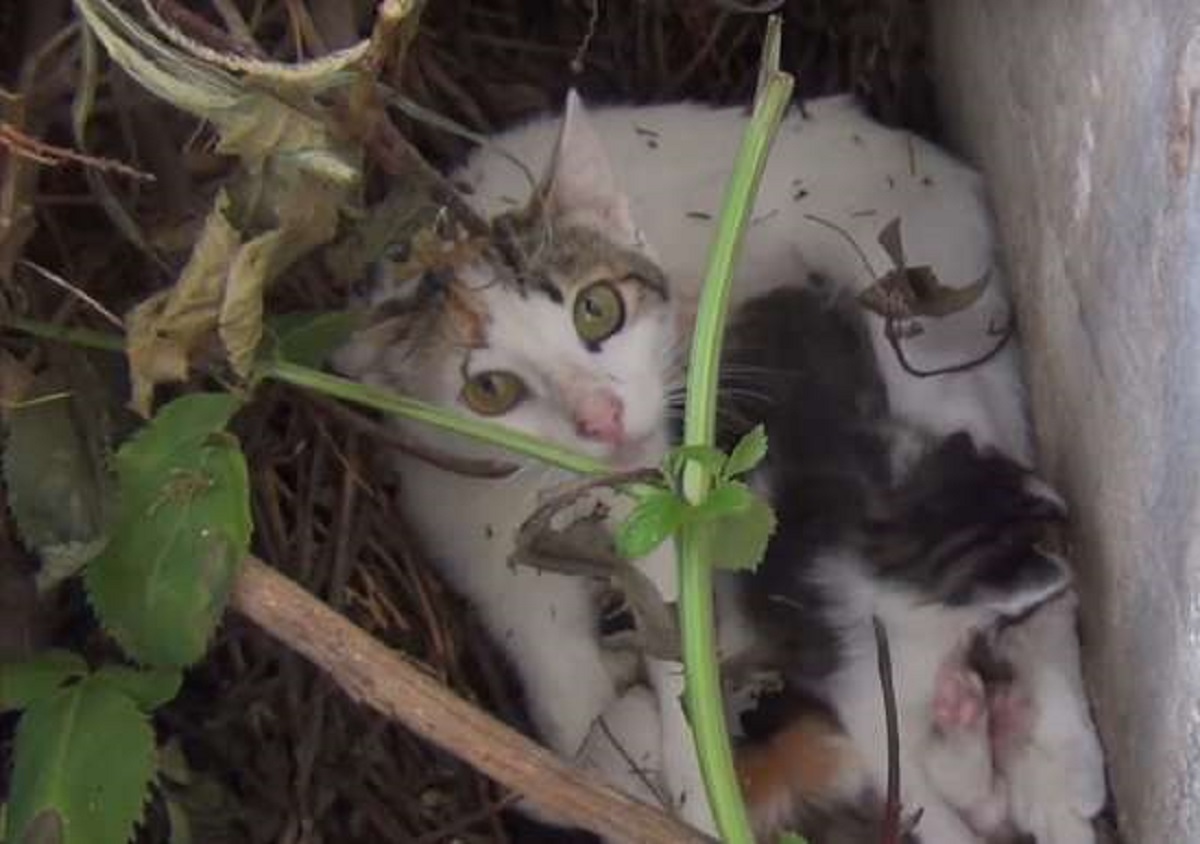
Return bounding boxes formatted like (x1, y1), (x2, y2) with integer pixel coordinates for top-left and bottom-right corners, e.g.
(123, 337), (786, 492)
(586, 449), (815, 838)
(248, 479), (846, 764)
(335, 93), (677, 467)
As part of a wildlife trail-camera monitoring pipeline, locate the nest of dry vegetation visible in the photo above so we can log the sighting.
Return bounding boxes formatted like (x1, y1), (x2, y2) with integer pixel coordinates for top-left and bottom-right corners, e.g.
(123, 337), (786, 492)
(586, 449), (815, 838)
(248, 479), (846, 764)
(0, 1), (933, 841)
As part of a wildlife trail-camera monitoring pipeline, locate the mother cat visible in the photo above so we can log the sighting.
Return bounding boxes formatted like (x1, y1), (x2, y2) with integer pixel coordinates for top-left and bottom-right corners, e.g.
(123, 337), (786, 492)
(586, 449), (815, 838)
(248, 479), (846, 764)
(334, 91), (1104, 841)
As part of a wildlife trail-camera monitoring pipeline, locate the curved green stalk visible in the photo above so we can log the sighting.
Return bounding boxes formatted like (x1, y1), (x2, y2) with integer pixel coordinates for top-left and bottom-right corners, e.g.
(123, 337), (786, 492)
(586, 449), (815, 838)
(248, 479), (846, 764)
(679, 17), (793, 843)
(4, 316), (125, 353)
(263, 360), (607, 475)
(0, 318), (606, 476)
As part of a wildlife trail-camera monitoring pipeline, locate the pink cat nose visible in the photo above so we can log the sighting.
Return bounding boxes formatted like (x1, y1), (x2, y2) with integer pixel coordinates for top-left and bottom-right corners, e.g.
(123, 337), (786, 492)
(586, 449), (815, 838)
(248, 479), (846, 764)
(574, 390), (625, 445)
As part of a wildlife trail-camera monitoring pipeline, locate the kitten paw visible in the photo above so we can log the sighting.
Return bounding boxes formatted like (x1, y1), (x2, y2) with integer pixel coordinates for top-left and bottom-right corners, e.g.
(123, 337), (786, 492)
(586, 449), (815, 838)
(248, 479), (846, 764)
(933, 660), (988, 733)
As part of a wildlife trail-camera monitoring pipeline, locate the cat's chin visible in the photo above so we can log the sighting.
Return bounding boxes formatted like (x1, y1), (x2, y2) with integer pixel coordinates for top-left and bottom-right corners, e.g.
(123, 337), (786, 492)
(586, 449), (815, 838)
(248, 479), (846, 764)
(604, 432), (667, 471)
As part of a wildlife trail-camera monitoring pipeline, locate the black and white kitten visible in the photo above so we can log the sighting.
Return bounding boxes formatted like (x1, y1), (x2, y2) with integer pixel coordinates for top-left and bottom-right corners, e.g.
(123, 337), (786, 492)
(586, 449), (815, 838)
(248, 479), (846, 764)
(718, 283), (1082, 843)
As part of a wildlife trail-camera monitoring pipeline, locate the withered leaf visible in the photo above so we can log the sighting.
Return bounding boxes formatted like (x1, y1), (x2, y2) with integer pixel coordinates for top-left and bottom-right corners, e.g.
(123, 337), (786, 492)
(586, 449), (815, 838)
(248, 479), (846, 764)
(858, 267), (992, 320)
(510, 474), (682, 660)
(859, 217), (991, 320)
(126, 168), (345, 414)
(126, 192), (241, 415)
(877, 216), (906, 269)
(76, 1), (362, 414)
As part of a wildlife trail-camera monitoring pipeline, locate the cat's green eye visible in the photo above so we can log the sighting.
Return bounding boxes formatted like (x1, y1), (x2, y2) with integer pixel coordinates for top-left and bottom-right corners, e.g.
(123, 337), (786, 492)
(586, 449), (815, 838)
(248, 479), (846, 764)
(461, 370), (527, 416)
(573, 280), (626, 346)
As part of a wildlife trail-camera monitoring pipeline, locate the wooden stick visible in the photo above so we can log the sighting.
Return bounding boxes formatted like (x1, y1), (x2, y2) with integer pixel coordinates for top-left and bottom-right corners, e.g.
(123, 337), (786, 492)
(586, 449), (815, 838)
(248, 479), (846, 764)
(230, 556), (713, 844)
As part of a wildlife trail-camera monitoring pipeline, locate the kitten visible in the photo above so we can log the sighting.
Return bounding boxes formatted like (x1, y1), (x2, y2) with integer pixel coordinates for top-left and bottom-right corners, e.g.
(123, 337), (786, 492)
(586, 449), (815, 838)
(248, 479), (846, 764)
(718, 284), (1074, 843)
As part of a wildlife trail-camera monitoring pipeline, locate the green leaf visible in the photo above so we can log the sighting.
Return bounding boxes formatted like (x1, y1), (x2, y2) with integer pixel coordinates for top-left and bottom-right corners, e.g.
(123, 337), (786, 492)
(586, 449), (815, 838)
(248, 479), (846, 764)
(662, 444), (727, 488)
(703, 481), (777, 572)
(693, 479), (754, 521)
(93, 666), (182, 710)
(615, 488), (687, 559)
(5, 676), (155, 844)
(85, 393), (251, 667)
(265, 310), (360, 369)
(722, 424), (768, 480)
(4, 360), (117, 592)
(779, 834), (809, 844)
(0, 652), (87, 712)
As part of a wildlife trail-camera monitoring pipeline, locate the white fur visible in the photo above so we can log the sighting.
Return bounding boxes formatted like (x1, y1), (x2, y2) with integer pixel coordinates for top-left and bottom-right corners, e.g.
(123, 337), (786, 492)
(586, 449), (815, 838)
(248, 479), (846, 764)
(814, 551), (998, 844)
(994, 592), (1108, 844)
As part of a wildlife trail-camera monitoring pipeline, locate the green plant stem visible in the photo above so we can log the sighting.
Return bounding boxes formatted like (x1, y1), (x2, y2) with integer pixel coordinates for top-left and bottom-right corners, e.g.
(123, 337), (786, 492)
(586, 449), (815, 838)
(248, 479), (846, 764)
(262, 360), (607, 475)
(0, 317), (607, 477)
(3, 316), (125, 353)
(678, 17), (794, 843)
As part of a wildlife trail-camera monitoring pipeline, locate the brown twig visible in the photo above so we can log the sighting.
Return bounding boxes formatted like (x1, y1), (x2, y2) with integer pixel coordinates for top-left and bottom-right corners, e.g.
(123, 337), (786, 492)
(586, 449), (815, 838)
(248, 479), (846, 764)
(872, 615), (901, 844)
(883, 314), (1016, 378)
(0, 121), (155, 181)
(231, 556), (714, 844)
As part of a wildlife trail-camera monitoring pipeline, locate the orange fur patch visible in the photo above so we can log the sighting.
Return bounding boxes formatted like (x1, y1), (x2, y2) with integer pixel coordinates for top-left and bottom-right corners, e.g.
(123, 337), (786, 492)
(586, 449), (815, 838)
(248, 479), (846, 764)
(736, 710), (857, 837)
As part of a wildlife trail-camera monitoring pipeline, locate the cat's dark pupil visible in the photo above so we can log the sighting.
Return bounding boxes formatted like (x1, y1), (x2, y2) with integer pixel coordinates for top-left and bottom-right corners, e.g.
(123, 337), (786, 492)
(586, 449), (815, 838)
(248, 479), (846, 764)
(479, 375), (497, 395)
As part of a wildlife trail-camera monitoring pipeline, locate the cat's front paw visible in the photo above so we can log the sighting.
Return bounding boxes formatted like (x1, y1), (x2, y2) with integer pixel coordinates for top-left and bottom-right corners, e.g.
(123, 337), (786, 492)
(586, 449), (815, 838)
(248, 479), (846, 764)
(924, 655), (1009, 836)
(932, 660), (988, 734)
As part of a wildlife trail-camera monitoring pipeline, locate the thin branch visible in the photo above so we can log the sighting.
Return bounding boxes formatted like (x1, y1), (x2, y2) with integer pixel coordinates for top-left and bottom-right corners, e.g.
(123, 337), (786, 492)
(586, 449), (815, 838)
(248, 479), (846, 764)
(883, 314), (1016, 378)
(18, 259), (124, 327)
(569, 0), (601, 74)
(230, 556), (714, 844)
(2, 315), (125, 353)
(0, 121), (155, 181)
(803, 212), (878, 280)
(872, 615), (901, 844)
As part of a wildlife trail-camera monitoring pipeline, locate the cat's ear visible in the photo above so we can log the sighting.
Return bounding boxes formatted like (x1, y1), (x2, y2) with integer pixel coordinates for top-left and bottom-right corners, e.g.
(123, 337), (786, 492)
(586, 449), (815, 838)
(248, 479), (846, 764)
(540, 90), (640, 246)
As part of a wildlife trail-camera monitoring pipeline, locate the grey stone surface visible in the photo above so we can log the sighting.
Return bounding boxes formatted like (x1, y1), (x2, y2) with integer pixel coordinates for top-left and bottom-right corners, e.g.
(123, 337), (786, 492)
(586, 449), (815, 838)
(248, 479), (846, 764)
(931, 2), (1200, 841)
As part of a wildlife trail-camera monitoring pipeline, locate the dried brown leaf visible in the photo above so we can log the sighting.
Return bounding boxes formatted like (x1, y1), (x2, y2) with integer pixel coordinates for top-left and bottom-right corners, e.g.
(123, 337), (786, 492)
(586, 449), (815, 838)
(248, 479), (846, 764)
(859, 267), (992, 320)
(218, 172), (344, 376)
(859, 217), (992, 320)
(126, 192), (240, 415)
(877, 216), (905, 268)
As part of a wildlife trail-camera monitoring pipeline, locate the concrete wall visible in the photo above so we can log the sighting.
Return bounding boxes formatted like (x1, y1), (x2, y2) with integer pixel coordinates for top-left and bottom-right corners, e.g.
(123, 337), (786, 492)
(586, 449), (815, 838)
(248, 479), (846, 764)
(931, 2), (1200, 841)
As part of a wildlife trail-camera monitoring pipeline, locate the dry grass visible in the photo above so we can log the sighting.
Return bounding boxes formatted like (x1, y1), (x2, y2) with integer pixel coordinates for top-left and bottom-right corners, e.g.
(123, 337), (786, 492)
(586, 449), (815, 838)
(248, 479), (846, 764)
(0, 1), (931, 840)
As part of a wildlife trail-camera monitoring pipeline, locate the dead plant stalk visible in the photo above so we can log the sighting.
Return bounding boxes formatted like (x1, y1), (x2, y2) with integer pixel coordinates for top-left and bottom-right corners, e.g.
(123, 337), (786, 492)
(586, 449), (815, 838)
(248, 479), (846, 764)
(230, 555), (714, 844)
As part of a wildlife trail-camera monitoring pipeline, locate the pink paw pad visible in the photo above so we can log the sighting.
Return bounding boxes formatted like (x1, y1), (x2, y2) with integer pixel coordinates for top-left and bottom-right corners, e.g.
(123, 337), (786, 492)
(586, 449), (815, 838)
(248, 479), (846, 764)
(933, 662), (988, 733)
